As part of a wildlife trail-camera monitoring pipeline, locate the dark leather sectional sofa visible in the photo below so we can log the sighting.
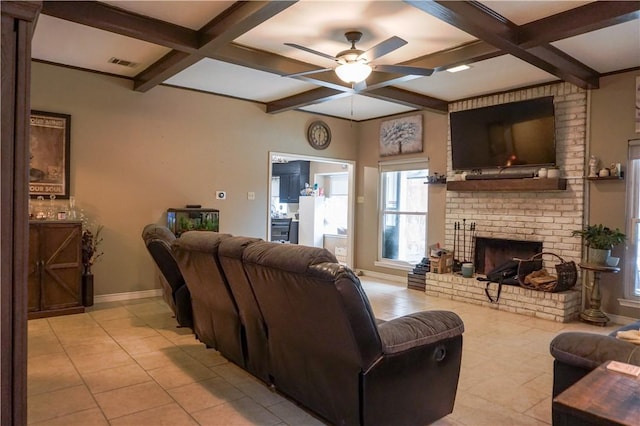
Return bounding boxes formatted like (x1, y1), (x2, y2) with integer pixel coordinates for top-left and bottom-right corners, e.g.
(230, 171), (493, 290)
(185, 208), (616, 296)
(145, 226), (465, 426)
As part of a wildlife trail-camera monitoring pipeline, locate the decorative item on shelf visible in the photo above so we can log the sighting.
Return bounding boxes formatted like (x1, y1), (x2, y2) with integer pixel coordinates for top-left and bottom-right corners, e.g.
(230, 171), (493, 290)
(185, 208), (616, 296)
(572, 224), (626, 265)
(547, 167), (560, 178)
(425, 173), (447, 184)
(598, 167), (610, 177)
(588, 155), (599, 177)
(461, 263), (474, 278)
(610, 163), (622, 177)
(538, 167), (548, 178)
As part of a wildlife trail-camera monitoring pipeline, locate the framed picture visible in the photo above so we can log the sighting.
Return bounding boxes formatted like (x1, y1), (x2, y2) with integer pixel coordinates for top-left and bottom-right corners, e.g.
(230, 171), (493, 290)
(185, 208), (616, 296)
(29, 111), (71, 199)
(379, 114), (423, 156)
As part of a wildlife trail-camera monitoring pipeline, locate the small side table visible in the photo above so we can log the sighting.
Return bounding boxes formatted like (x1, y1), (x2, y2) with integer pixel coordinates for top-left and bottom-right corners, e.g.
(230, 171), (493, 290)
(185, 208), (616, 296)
(553, 361), (640, 425)
(578, 262), (620, 326)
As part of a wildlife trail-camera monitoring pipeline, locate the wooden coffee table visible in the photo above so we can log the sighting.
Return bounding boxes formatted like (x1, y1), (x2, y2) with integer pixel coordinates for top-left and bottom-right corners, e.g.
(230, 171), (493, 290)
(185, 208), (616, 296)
(553, 361), (640, 425)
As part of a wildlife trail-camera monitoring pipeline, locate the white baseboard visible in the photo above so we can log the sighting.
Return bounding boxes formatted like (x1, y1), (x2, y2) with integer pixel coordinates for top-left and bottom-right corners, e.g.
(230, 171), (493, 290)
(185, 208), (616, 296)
(357, 269), (406, 284)
(94, 288), (163, 304)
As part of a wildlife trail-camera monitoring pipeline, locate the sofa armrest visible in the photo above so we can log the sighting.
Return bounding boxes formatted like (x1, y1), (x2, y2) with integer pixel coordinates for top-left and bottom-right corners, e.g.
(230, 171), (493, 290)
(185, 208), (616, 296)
(377, 310), (464, 354)
(550, 332), (640, 370)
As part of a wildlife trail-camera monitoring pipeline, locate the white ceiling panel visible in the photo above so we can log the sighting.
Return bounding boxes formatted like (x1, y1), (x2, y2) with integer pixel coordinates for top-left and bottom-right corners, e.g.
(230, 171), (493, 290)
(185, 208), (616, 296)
(32, 15), (170, 77)
(103, 1), (233, 30)
(236, 0), (475, 68)
(300, 95), (416, 122)
(395, 55), (556, 101)
(165, 58), (319, 103)
(481, 1), (593, 25)
(552, 20), (640, 73)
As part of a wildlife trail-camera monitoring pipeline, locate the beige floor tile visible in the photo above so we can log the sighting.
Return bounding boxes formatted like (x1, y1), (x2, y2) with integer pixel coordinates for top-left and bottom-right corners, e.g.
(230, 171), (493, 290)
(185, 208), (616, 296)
(28, 334), (64, 358)
(211, 363), (257, 386)
(235, 380), (285, 407)
(107, 324), (163, 342)
(156, 323), (197, 340)
(191, 397), (282, 426)
(131, 346), (195, 371)
(28, 385), (97, 424)
(123, 300), (172, 316)
(27, 353), (83, 396)
(93, 381), (173, 419)
(147, 356), (217, 389)
(55, 326), (114, 347)
(47, 313), (100, 332)
(135, 311), (180, 328)
(30, 407), (108, 426)
(450, 392), (545, 426)
(88, 306), (136, 323)
(117, 334), (176, 355)
(83, 363), (152, 394)
(98, 316), (148, 331)
(27, 318), (53, 333)
(525, 396), (553, 424)
(266, 399), (326, 426)
(68, 347), (135, 374)
(109, 402), (199, 426)
(168, 376), (245, 413)
(63, 339), (122, 357)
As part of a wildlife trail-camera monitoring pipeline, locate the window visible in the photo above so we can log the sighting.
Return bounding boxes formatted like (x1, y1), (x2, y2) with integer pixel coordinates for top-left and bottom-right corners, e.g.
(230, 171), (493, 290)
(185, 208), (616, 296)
(625, 140), (640, 301)
(378, 160), (428, 267)
(323, 173), (348, 235)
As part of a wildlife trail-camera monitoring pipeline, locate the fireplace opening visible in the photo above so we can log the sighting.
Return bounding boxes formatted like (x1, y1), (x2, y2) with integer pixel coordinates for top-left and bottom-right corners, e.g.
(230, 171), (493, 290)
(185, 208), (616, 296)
(474, 237), (542, 275)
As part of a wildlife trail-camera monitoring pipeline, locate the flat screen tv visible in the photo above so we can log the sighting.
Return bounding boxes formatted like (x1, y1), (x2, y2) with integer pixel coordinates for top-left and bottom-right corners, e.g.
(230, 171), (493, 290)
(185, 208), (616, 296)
(450, 96), (556, 170)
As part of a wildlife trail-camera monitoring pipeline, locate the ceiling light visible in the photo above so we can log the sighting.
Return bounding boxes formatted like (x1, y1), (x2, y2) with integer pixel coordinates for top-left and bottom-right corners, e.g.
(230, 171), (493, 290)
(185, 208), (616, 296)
(446, 64), (471, 73)
(335, 62), (372, 84)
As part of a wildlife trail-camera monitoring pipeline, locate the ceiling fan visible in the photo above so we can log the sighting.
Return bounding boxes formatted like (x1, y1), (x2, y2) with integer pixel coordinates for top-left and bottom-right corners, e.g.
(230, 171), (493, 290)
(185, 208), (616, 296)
(284, 31), (434, 90)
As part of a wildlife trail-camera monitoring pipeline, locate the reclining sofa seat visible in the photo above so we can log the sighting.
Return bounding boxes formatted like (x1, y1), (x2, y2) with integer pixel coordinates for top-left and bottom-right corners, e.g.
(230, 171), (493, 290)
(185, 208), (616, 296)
(218, 236), (271, 384)
(141, 224), (193, 328)
(242, 241), (465, 426)
(172, 231), (245, 367)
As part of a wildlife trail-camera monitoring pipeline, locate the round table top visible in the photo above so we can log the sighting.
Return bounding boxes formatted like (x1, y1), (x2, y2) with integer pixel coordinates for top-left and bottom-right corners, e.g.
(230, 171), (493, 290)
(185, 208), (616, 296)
(578, 262), (621, 273)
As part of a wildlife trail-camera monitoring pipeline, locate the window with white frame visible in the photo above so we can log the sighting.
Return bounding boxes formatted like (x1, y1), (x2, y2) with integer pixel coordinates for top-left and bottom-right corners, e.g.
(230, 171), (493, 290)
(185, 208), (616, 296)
(378, 160), (428, 266)
(625, 140), (640, 300)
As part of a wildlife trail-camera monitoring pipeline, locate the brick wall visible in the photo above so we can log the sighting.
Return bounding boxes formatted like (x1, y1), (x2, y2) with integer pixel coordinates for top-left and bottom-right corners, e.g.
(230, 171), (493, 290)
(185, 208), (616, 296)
(428, 82), (587, 321)
(446, 82), (586, 266)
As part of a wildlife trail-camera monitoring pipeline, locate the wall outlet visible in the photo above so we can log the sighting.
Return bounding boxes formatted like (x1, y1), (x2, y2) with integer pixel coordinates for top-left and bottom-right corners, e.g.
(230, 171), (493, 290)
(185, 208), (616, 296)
(215, 191), (226, 200)
(247, 192), (255, 200)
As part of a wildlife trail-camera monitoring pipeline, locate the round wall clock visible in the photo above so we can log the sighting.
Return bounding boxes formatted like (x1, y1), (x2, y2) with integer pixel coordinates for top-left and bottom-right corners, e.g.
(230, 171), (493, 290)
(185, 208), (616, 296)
(307, 121), (331, 150)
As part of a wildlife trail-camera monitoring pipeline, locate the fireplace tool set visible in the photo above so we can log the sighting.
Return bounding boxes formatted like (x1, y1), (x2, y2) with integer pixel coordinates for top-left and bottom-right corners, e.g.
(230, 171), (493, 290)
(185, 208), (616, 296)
(453, 219), (477, 272)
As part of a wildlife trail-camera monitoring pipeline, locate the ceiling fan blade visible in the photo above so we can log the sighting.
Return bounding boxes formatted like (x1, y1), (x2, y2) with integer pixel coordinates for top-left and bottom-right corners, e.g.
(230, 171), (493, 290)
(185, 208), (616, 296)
(282, 68), (333, 78)
(358, 36), (407, 61)
(284, 43), (338, 62)
(353, 80), (367, 92)
(374, 64), (434, 77)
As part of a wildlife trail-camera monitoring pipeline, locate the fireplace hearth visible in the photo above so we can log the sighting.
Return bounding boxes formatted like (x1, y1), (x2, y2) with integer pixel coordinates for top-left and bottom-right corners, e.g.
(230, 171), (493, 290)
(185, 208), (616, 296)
(474, 237), (542, 274)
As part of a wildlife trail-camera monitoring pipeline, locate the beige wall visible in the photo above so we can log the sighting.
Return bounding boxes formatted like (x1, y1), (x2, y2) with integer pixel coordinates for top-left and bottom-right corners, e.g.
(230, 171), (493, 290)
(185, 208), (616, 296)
(355, 111), (448, 276)
(589, 71), (640, 317)
(31, 62), (357, 296)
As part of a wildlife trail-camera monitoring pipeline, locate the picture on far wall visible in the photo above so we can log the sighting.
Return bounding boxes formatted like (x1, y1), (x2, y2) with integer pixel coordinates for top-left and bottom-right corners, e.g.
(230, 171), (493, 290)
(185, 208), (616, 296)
(29, 110), (71, 199)
(379, 114), (423, 156)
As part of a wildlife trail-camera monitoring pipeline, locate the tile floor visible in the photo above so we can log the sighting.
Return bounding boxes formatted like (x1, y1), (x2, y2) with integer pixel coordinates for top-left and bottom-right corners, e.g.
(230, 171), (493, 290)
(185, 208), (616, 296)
(27, 277), (619, 425)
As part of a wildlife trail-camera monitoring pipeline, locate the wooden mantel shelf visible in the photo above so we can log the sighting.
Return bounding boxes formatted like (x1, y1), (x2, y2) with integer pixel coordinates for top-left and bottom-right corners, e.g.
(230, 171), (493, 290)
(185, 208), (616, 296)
(447, 178), (567, 192)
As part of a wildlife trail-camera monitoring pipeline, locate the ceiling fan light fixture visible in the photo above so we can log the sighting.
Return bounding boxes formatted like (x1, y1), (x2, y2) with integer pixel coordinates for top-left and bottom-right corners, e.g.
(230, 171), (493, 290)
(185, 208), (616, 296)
(335, 62), (372, 84)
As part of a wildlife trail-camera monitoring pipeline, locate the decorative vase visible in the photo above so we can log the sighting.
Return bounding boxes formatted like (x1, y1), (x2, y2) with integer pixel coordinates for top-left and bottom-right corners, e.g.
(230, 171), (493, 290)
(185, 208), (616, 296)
(82, 267), (94, 307)
(588, 247), (611, 265)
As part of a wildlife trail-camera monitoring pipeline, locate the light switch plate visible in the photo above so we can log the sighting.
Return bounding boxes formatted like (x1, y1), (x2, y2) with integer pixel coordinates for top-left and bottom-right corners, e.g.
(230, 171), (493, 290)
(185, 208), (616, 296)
(247, 192), (255, 200)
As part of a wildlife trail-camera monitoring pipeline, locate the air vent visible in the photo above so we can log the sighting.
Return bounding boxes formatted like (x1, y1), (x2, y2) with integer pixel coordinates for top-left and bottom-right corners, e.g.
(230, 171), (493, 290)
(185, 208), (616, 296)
(108, 57), (138, 68)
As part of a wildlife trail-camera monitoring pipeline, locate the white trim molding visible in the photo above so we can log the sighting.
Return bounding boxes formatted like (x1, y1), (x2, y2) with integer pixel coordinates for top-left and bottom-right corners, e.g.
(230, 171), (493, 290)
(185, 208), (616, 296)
(618, 298), (640, 310)
(94, 288), (163, 304)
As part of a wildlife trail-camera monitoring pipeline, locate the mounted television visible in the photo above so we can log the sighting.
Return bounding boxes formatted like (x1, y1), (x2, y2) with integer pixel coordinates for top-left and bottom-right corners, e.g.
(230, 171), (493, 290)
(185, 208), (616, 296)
(450, 96), (556, 170)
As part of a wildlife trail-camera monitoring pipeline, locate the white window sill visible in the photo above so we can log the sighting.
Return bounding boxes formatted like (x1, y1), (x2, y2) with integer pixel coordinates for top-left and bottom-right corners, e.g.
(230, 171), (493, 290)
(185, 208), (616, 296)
(374, 260), (413, 272)
(618, 298), (640, 309)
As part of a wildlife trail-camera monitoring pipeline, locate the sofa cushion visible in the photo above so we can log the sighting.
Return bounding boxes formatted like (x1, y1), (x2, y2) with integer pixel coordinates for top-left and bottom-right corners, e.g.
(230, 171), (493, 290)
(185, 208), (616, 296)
(550, 331), (640, 370)
(378, 311), (464, 354)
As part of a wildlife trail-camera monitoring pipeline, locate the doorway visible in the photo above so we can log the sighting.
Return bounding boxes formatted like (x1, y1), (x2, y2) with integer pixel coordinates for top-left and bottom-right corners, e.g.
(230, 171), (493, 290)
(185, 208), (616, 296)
(268, 152), (355, 267)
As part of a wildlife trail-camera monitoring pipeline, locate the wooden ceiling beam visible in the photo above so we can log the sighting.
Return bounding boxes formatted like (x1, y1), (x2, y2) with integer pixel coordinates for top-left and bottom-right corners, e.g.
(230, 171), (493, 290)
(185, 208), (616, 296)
(134, 1), (297, 92)
(266, 88), (350, 113)
(405, 0), (600, 89)
(365, 87), (449, 112)
(41, 1), (199, 52)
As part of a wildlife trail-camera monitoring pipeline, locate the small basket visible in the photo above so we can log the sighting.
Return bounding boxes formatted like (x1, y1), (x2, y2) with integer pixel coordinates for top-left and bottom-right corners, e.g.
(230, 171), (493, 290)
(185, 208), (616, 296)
(517, 252), (577, 292)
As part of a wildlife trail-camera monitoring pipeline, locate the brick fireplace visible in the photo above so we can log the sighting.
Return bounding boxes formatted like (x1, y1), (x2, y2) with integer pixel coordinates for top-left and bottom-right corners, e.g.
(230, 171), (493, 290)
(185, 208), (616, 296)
(426, 82), (587, 322)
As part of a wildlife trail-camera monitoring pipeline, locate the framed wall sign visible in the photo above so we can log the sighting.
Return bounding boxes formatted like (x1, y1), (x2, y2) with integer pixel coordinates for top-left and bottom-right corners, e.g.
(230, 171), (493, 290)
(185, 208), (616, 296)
(29, 110), (71, 199)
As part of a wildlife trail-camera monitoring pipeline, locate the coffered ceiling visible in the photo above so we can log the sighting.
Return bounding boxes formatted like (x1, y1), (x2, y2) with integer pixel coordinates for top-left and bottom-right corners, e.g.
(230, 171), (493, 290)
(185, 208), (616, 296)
(31, 1), (640, 121)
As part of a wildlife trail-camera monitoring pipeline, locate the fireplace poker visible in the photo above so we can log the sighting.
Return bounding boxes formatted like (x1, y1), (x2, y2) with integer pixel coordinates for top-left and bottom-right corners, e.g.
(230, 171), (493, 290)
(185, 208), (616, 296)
(468, 222), (476, 262)
(463, 219), (467, 262)
(453, 222), (458, 262)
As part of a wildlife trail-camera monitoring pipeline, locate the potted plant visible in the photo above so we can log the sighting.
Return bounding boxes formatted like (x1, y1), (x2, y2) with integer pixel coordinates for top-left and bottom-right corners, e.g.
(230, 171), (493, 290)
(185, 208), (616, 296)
(572, 224), (626, 265)
(81, 224), (103, 306)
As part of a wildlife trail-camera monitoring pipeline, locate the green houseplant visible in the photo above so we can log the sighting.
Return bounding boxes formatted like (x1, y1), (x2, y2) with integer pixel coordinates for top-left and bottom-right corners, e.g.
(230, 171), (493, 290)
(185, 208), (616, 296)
(572, 224), (625, 265)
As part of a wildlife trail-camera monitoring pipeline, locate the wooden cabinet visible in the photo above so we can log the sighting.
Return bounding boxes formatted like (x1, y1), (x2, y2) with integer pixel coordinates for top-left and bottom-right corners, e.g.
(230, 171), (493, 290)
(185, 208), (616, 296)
(273, 161), (310, 203)
(28, 221), (84, 319)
